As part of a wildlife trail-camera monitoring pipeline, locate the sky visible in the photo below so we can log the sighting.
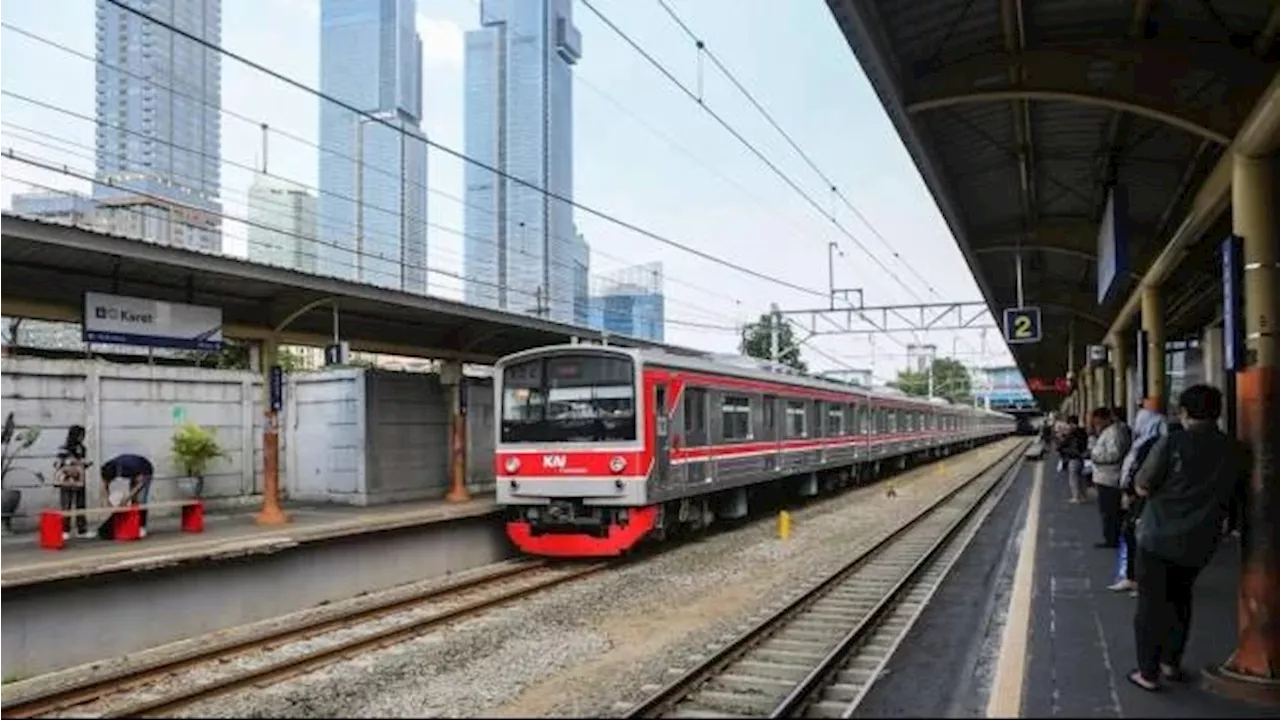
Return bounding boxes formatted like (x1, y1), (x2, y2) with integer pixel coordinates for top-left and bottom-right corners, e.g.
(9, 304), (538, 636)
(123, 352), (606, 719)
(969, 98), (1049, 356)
(0, 0), (1016, 383)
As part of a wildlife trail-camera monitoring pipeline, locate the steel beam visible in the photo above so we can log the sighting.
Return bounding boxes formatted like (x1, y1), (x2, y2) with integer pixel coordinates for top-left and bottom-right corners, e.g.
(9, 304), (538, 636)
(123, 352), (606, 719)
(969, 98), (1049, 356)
(905, 41), (1273, 145)
(0, 297), (499, 364)
(1105, 72), (1280, 343)
(777, 301), (993, 338)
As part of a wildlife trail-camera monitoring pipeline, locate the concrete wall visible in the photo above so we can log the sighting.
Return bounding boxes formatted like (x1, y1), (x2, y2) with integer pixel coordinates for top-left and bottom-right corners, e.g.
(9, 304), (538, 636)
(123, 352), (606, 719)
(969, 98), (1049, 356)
(2, 360), (499, 517)
(465, 377), (496, 494)
(1, 358), (268, 514)
(1, 515), (511, 678)
(283, 368), (496, 506)
(285, 369), (365, 504)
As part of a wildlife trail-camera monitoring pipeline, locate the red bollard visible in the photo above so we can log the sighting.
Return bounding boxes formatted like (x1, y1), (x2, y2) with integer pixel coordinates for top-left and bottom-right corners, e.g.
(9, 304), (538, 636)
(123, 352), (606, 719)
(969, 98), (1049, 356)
(181, 501), (204, 533)
(113, 506), (142, 541)
(39, 511), (65, 550)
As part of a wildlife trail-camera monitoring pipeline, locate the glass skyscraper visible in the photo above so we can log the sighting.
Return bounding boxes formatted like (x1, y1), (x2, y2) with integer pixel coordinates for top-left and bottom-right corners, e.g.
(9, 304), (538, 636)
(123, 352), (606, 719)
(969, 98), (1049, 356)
(93, 0), (223, 253)
(247, 174), (318, 274)
(318, 0), (428, 292)
(463, 0), (589, 325)
(589, 262), (665, 342)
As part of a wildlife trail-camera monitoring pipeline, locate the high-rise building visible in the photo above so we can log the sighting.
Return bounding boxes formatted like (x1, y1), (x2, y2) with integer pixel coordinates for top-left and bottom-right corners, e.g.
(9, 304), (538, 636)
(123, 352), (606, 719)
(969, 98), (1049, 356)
(10, 193), (99, 223)
(93, 0), (223, 253)
(317, 0), (428, 293)
(247, 175), (318, 273)
(589, 262), (665, 342)
(463, 0), (586, 324)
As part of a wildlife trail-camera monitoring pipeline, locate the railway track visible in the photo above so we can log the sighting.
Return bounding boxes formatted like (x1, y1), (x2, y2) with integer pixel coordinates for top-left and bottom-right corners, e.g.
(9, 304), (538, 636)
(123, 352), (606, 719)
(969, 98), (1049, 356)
(621, 439), (1028, 719)
(1, 559), (607, 719)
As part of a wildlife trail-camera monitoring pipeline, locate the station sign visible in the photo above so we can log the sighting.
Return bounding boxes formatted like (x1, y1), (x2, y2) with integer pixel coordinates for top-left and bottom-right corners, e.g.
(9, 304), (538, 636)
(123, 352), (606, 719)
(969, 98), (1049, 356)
(1222, 234), (1245, 371)
(1027, 377), (1071, 393)
(83, 292), (222, 350)
(324, 341), (350, 366)
(1087, 344), (1109, 366)
(1096, 185), (1130, 305)
(269, 366), (284, 412)
(1003, 306), (1042, 344)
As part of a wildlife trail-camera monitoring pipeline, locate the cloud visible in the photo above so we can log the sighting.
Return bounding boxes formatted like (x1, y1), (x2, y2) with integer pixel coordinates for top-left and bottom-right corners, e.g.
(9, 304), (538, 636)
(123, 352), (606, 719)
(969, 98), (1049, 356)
(417, 15), (464, 67)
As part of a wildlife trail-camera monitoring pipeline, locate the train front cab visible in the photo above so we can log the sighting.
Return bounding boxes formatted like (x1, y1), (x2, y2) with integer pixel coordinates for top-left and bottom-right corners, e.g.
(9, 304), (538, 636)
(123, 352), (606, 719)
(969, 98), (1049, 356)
(494, 346), (659, 557)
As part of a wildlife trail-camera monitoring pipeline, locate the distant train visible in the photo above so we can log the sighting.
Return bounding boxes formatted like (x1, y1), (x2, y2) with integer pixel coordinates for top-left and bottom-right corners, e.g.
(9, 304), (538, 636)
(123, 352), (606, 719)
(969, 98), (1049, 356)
(494, 343), (1015, 557)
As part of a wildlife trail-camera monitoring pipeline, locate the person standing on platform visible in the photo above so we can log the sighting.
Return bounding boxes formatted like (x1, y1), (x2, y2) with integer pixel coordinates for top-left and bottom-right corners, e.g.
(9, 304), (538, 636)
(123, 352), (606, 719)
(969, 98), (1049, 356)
(1127, 385), (1242, 692)
(1058, 415), (1089, 504)
(1111, 401), (1167, 593)
(53, 425), (91, 540)
(1090, 407), (1130, 549)
(99, 454), (155, 538)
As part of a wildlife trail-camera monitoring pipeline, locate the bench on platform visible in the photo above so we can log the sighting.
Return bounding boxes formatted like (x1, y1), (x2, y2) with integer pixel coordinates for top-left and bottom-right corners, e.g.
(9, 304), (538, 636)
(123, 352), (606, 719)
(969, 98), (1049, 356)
(39, 500), (204, 550)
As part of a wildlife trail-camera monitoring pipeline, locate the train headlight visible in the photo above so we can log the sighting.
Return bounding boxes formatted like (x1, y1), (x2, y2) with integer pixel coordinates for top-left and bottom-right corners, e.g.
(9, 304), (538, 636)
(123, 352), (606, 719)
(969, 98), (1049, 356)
(504, 457), (521, 474)
(609, 456), (627, 473)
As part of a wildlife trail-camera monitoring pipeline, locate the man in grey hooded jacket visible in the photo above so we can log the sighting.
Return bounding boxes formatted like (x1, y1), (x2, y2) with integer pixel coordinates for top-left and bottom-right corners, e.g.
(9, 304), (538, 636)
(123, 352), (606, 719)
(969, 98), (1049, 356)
(1089, 406), (1131, 549)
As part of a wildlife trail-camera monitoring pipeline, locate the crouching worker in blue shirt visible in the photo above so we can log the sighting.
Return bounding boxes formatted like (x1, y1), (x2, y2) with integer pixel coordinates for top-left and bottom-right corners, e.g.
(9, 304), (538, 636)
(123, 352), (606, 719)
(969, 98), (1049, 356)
(98, 454), (155, 539)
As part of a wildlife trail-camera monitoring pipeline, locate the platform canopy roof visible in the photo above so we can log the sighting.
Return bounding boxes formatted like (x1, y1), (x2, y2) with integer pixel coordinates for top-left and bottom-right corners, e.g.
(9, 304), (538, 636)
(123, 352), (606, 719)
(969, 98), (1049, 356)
(826, 0), (1279, 407)
(0, 214), (706, 364)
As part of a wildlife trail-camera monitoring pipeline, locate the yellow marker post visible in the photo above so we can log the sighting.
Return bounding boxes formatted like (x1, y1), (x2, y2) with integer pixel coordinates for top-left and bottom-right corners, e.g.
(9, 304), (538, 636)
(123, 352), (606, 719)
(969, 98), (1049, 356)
(778, 511), (791, 540)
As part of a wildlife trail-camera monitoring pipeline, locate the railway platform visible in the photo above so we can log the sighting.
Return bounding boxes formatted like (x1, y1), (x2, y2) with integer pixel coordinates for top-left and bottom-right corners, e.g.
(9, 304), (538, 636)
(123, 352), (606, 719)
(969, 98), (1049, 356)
(1, 494), (498, 588)
(1007, 461), (1269, 718)
(1, 494), (508, 679)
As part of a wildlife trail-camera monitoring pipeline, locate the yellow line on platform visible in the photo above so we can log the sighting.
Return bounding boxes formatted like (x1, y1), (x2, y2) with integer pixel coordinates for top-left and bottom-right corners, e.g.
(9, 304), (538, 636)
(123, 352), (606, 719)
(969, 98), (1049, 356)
(986, 460), (1043, 719)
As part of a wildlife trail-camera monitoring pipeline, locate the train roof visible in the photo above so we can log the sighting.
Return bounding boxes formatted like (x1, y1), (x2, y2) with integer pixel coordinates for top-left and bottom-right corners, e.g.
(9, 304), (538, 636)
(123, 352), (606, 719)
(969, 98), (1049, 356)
(496, 343), (1014, 419)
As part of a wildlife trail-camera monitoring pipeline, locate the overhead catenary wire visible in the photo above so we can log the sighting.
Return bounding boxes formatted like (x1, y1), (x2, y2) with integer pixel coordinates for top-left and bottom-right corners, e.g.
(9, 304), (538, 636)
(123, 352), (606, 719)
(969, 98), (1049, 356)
(95, 0), (832, 304)
(578, 0), (923, 305)
(0, 21), (748, 316)
(643, 0), (1005, 369)
(653, 0), (943, 300)
(582, 0), (1003, 371)
(0, 102), (738, 328)
(1, 153), (741, 336)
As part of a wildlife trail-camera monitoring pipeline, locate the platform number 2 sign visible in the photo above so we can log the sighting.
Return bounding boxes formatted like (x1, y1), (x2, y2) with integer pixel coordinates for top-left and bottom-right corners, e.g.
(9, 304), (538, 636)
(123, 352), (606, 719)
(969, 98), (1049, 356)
(1003, 307), (1042, 344)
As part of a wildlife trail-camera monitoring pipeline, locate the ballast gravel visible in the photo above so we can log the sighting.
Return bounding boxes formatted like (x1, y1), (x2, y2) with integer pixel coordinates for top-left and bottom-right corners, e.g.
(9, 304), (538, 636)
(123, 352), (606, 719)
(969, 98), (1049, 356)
(174, 441), (1015, 719)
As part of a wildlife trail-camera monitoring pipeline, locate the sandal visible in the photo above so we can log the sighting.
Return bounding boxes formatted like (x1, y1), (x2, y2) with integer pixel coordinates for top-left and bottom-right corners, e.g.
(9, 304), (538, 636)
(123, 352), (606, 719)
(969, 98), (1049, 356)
(1127, 669), (1160, 692)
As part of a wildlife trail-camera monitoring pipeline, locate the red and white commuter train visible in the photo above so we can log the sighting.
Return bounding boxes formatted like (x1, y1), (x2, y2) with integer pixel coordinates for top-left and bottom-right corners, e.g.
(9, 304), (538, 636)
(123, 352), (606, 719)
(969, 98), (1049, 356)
(494, 343), (1014, 557)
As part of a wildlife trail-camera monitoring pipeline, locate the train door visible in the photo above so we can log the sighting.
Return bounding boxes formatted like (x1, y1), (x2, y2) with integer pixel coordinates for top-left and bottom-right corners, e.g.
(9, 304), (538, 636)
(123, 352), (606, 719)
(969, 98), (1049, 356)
(763, 394), (778, 472)
(654, 383), (670, 489)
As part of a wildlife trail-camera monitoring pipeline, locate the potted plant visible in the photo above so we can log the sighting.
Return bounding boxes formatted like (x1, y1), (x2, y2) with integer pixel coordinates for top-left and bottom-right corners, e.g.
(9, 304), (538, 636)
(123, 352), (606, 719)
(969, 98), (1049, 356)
(0, 409), (44, 532)
(170, 422), (226, 498)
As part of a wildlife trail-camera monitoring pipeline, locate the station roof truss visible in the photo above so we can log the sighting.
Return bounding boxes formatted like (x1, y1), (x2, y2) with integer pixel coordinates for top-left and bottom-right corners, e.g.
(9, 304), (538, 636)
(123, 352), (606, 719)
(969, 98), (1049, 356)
(0, 214), (706, 364)
(826, 0), (1279, 405)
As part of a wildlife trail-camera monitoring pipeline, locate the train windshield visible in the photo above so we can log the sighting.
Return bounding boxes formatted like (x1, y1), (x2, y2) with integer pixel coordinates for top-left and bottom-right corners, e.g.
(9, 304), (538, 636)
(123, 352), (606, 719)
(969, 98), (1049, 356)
(500, 354), (637, 443)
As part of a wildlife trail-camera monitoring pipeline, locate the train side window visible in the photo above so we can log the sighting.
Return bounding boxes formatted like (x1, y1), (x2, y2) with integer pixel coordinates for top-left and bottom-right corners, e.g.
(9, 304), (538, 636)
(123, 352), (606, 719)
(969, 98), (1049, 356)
(826, 404), (844, 436)
(722, 395), (752, 442)
(684, 387), (707, 445)
(785, 400), (807, 438)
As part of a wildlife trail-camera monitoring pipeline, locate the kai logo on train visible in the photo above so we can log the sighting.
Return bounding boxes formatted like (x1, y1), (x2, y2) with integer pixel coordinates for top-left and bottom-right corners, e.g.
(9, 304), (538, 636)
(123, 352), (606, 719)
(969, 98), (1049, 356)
(542, 455), (568, 470)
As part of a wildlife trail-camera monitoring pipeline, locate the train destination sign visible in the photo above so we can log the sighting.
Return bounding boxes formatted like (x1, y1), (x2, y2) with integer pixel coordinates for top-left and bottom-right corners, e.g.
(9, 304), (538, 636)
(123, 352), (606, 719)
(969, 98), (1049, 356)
(1003, 306), (1042, 344)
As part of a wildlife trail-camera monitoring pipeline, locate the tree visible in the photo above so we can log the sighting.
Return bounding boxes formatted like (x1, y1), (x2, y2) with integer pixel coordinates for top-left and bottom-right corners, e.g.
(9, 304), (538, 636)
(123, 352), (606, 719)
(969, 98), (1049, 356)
(183, 341), (308, 371)
(740, 312), (807, 372)
(892, 357), (972, 405)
